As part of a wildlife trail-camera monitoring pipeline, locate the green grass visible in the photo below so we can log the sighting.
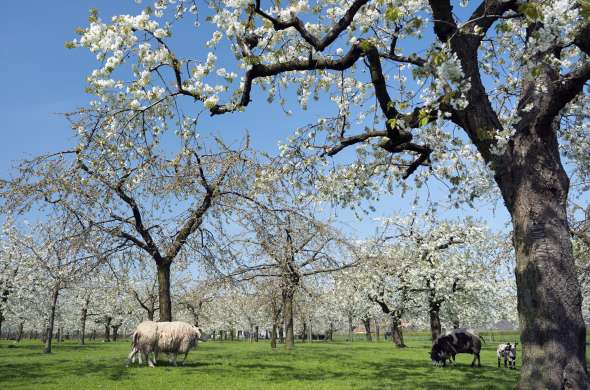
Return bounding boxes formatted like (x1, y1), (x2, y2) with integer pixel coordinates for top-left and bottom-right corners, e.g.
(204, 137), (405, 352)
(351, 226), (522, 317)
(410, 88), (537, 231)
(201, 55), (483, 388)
(0, 335), (522, 389)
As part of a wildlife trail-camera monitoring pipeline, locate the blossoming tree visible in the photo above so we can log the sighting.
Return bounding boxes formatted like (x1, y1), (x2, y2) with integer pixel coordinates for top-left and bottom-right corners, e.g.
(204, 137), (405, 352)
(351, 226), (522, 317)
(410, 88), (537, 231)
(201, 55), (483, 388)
(70, 0), (590, 387)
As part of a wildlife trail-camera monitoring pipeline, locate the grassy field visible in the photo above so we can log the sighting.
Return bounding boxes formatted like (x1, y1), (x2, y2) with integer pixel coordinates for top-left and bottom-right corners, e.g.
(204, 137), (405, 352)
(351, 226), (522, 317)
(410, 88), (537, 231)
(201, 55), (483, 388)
(0, 334), (523, 389)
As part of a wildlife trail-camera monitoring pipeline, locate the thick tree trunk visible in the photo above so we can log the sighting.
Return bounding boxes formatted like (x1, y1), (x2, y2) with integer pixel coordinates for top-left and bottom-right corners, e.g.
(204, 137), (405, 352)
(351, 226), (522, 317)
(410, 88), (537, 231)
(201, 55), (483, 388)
(282, 287), (295, 350)
(157, 262), (173, 322)
(255, 325), (259, 342)
(278, 326), (284, 344)
(80, 306), (87, 345)
(147, 309), (154, 321)
(362, 317), (372, 342)
(390, 316), (406, 348)
(495, 128), (588, 389)
(43, 287), (60, 353)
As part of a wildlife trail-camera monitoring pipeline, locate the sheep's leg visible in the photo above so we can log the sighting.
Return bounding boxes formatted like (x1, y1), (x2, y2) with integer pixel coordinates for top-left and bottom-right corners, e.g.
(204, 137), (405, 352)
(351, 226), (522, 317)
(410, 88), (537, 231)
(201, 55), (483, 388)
(171, 353), (178, 366)
(126, 347), (137, 367)
(147, 352), (155, 368)
(181, 351), (189, 365)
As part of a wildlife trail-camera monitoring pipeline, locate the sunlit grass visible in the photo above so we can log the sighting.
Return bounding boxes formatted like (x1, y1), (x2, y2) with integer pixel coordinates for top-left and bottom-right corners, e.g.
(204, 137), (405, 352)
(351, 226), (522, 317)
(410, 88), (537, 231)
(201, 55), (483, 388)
(0, 334), (523, 389)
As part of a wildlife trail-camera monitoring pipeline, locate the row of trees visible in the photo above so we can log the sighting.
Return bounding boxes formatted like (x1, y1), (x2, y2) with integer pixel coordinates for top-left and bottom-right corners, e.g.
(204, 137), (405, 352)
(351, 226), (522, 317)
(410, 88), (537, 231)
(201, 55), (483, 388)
(0, 212), (518, 351)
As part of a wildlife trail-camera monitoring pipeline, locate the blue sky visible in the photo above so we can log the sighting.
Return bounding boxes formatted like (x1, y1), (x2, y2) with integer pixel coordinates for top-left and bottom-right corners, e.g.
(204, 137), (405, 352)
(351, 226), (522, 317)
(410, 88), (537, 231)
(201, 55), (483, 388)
(0, 1), (512, 237)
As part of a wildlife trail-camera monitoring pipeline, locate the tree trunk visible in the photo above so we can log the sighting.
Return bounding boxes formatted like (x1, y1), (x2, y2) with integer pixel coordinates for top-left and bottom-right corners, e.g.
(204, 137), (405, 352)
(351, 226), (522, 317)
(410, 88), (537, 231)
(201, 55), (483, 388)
(283, 288), (295, 350)
(147, 309), (154, 321)
(271, 324), (277, 349)
(362, 317), (372, 342)
(255, 325), (259, 342)
(111, 325), (120, 342)
(329, 322), (334, 341)
(157, 262), (173, 322)
(80, 306), (87, 345)
(375, 319), (380, 342)
(308, 321), (312, 342)
(301, 320), (307, 343)
(57, 327), (62, 343)
(348, 314), (353, 342)
(429, 303), (442, 341)
(43, 287), (60, 353)
(16, 322), (24, 342)
(494, 128), (588, 389)
(278, 326), (284, 344)
(104, 316), (112, 342)
(390, 316), (406, 348)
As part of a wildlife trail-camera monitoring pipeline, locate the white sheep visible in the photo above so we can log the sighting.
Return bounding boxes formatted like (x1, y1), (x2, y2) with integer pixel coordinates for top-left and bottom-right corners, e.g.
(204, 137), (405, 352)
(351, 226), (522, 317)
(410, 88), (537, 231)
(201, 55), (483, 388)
(127, 321), (202, 367)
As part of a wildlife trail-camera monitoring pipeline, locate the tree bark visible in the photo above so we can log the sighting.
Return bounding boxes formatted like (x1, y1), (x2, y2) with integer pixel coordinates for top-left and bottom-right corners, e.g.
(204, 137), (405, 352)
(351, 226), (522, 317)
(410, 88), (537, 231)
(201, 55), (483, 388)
(390, 315), (406, 348)
(43, 287), (60, 353)
(348, 314), (353, 342)
(278, 326), (284, 344)
(157, 262), (173, 322)
(283, 288), (295, 350)
(495, 127), (588, 389)
(255, 325), (259, 342)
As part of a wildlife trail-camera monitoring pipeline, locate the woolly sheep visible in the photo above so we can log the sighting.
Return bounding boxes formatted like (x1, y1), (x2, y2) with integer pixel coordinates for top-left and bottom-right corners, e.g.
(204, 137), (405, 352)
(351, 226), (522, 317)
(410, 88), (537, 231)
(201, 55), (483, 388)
(127, 321), (202, 367)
